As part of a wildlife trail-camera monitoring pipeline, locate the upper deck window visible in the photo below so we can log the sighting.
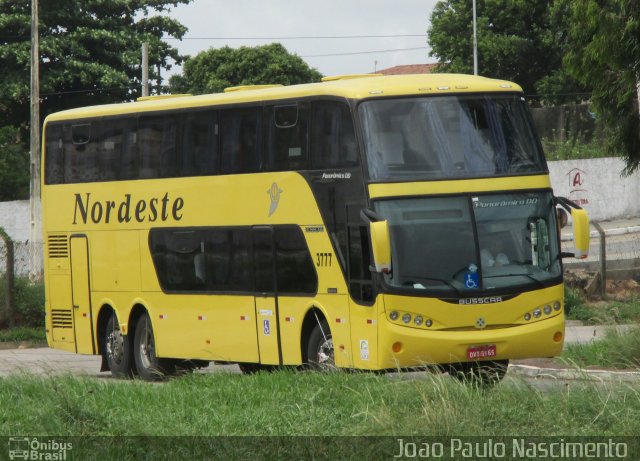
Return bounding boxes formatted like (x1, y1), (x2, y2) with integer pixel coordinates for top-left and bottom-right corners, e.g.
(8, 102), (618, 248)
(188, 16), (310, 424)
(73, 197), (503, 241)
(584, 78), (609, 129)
(359, 94), (546, 181)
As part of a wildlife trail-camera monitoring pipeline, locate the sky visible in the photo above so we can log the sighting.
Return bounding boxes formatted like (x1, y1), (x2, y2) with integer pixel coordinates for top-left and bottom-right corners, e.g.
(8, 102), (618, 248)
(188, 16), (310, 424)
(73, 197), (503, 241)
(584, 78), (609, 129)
(162, 0), (440, 79)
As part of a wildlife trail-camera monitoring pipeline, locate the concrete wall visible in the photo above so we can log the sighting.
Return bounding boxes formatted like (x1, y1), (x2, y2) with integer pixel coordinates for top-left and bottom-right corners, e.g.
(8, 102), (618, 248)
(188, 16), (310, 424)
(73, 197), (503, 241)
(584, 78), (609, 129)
(0, 200), (30, 242)
(548, 157), (640, 222)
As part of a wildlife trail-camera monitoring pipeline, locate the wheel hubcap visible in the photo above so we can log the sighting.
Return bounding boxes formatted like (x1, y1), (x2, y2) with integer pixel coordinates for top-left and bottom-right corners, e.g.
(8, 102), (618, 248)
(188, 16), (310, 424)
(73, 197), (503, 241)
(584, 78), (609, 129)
(139, 323), (154, 369)
(317, 337), (335, 368)
(107, 326), (124, 365)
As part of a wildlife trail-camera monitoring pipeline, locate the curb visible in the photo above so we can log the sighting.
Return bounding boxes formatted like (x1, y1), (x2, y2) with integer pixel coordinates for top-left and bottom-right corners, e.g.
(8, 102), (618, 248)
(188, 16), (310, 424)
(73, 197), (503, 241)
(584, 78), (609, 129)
(509, 364), (640, 382)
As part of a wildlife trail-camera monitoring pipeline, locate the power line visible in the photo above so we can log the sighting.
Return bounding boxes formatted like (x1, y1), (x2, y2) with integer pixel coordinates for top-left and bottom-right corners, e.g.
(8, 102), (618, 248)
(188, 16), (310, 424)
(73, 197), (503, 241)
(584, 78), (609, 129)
(301, 46), (428, 58)
(162, 34), (427, 40)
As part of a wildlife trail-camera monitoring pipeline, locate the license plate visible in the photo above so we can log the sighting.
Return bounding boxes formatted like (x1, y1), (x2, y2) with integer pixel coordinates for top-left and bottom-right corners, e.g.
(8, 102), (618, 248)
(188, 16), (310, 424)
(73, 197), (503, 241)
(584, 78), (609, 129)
(467, 344), (497, 360)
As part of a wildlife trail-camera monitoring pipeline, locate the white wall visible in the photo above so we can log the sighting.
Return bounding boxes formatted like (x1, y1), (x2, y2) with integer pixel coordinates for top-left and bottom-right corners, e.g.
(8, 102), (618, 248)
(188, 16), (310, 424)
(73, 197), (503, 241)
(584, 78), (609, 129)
(547, 157), (640, 222)
(0, 200), (30, 242)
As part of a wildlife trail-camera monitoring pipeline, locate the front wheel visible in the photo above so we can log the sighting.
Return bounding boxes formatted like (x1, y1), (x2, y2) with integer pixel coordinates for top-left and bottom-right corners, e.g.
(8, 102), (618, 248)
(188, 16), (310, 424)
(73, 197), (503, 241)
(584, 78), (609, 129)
(133, 313), (173, 381)
(306, 320), (335, 370)
(104, 312), (133, 378)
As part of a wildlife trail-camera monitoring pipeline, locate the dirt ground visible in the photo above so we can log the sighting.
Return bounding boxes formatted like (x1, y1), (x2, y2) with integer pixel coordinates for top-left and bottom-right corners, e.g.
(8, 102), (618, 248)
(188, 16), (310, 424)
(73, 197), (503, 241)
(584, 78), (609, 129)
(564, 269), (640, 301)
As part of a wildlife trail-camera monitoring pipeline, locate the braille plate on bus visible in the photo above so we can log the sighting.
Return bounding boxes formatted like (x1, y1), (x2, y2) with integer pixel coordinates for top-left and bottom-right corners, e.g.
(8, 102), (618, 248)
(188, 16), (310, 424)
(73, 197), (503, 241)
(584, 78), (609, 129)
(466, 344), (497, 360)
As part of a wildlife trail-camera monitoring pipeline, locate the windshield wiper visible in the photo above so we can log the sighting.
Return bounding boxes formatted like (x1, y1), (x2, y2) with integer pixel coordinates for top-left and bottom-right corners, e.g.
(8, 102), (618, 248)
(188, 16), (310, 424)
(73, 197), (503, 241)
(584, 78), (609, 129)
(484, 272), (545, 288)
(401, 276), (463, 296)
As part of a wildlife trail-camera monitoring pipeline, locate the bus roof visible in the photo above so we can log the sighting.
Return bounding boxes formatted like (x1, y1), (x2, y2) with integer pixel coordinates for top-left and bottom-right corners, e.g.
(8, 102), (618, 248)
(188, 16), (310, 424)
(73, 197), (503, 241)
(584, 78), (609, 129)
(45, 74), (523, 122)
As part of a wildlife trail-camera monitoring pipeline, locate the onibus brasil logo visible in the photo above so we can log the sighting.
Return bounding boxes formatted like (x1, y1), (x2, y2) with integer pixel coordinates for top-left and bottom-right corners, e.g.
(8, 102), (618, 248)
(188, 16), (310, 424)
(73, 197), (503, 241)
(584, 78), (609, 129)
(8, 437), (72, 460)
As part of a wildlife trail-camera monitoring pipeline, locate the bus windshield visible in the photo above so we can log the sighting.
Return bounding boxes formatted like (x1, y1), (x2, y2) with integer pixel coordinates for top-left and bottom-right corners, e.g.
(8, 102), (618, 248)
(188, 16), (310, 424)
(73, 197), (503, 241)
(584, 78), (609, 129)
(359, 94), (545, 181)
(375, 191), (562, 294)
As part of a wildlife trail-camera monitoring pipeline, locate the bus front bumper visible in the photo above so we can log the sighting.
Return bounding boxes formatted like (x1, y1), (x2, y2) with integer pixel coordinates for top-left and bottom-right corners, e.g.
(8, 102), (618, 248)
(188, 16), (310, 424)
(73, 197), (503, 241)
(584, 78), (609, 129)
(377, 314), (564, 370)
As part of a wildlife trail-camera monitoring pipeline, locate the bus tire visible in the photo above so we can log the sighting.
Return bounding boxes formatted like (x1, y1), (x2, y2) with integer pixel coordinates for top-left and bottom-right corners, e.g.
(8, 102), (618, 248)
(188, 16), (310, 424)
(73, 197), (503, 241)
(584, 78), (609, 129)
(133, 313), (172, 381)
(306, 320), (335, 370)
(104, 312), (133, 378)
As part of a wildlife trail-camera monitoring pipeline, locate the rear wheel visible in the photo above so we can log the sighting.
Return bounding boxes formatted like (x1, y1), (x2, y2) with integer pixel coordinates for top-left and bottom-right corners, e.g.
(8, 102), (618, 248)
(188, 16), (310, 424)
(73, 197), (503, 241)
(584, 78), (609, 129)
(104, 312), (133, 378)
(133, 313), (173, 381)
(306, 320), (335, 370)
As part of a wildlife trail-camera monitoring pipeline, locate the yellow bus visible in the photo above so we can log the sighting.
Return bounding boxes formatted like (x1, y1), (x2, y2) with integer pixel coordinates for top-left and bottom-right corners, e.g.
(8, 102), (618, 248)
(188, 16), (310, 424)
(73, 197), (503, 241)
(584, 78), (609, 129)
(42, 74), (589, 382)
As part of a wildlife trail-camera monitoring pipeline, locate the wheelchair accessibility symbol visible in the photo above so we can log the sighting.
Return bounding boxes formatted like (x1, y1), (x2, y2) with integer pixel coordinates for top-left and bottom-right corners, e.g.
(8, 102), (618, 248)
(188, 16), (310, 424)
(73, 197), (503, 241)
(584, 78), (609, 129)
(464, 264), (479, 289)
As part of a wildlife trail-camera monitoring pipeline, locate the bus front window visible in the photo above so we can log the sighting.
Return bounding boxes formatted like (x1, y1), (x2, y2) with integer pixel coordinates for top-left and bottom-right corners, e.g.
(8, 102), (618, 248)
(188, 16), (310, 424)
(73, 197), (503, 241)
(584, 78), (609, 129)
(374, 192), (561, 295)
(359, 94), (545, 181)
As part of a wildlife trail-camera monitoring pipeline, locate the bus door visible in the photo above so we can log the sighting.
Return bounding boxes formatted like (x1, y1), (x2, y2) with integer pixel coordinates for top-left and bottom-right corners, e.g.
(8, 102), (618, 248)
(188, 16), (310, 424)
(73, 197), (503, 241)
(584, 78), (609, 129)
(69, 236), (95, 354)
(252, 227), (282, 365)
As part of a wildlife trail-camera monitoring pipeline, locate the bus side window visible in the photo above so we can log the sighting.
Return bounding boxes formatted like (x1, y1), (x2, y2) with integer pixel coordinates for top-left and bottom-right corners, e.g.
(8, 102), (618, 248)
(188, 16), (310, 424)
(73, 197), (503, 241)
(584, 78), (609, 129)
(96, 118), (126, 181)
(221, 108), (262, 174)
(274, 226), (317, 294)
(138, 115), (178, 179)
(64, 123), (99, 183)
(265, 104), (309, 171)
(311, 101), (358, 169)
(182, 110), (219, 176)
(44, 124), (64, 184)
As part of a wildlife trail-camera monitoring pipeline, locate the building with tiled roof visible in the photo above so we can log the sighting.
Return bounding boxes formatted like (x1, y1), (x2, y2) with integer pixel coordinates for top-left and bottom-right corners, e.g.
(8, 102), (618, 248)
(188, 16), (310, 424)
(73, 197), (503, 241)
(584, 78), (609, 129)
(375, 63), (438, 75)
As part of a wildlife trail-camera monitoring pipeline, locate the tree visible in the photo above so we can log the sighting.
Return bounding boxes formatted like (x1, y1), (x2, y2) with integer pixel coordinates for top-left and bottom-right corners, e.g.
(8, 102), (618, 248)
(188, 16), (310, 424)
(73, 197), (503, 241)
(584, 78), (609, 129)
(169, 43), (323, 94)
(0, 127), (29, 200)
(560, 0), (640, 172)
(0, 0), (190, 201)
(427, 0), (584, 98)
(0, 0), (190, 128)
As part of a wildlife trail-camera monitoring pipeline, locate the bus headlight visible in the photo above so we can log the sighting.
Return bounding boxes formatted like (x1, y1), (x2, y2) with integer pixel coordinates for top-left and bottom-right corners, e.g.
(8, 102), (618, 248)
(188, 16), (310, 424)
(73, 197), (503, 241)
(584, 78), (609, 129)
(524, 313), (531, 321)
(425, 319), (433, 327)
(544, 305), (552, 315)
(389, 311), (399, 321)
(414, 315), (423, 326)
(402, 313), (411, 324)
(553, 301), (561, 311)
(533, 308), (542, 318)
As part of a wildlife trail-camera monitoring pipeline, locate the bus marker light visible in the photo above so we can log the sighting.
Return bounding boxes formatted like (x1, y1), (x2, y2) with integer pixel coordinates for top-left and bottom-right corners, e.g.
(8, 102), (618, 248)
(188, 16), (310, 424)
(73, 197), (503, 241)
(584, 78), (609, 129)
(392, 342), (403, 353)
(159, 314), (167, 320)
(367, 319), (374, 325)
(83, 313), (88, 318)
(285, 317), (293, 323)
(339, 344), (345, 351)
(240, 315), (248, 321)
(336, 318), (344, 324)
(198, 315), (206, 321)
(553, 332), (563, 343)
(206, 339), (211, 345)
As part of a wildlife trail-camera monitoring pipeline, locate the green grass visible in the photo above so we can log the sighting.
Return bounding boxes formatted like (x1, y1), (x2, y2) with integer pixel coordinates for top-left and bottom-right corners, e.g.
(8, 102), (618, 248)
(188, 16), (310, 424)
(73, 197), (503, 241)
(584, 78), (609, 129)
(563, 326), (640, 369)
(2, 370), (640, 438)
(565, 293), (640, 325)
(0, 326), (46, 343)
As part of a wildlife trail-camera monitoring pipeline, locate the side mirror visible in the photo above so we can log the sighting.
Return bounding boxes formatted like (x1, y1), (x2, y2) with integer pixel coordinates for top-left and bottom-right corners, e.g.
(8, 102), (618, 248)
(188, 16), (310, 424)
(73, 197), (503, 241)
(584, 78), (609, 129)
(570, 208), (589, 259)
(555, 197), (590, 260)
(360, 208), (392, 273)
(370, 220), (391, 273)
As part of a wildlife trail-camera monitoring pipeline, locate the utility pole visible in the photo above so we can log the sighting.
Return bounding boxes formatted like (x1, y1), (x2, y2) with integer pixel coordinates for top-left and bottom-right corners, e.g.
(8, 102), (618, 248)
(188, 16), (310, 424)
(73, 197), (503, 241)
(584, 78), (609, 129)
(472, 0), (478, 75)
(142, 43), (149, 97)
(29, 0), (41, 281)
